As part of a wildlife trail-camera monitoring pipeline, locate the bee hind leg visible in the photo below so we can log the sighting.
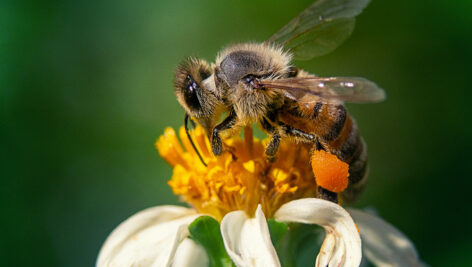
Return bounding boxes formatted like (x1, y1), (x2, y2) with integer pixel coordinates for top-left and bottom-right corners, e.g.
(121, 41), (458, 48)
(280, 124), (341, 204)
(317, 186), (339, 203)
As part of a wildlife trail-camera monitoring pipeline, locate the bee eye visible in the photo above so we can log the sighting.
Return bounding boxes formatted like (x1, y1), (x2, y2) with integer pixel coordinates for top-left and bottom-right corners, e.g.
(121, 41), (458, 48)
(184, 75), (201, 111)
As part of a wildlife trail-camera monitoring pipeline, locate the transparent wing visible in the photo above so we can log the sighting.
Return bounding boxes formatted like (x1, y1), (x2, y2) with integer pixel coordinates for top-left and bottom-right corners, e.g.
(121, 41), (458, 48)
(267, 0), (371, 60)
(258, 77), (386, 104)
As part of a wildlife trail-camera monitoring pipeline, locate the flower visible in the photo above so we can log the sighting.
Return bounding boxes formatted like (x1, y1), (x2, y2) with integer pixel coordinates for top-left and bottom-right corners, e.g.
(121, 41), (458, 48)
(159, 125), (317, 220)
(97, 126), (426, 267)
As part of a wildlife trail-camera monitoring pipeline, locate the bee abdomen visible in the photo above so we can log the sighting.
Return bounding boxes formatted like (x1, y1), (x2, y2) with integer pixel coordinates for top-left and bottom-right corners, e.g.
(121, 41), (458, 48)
(324, 115), (368, 203)
(341, 138), (368, 202)
(336, 121), (361, 162)
(323, 105), (347, 141)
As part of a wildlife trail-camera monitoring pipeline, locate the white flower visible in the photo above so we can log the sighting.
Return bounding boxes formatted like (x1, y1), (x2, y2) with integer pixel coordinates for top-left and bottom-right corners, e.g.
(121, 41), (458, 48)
(97, 206), (207, 267)
(98, 126), (426, 266)
(97, 198), (425, 267)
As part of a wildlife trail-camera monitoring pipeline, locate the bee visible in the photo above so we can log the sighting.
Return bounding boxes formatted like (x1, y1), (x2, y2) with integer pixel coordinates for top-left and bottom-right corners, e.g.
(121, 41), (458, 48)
(174, 0), (385, 202)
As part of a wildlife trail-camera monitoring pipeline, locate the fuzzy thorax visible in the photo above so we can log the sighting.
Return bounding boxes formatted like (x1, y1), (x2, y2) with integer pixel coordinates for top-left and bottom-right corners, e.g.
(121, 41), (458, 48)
(215, 43), (292, 74)
(215, 42), (292, 122)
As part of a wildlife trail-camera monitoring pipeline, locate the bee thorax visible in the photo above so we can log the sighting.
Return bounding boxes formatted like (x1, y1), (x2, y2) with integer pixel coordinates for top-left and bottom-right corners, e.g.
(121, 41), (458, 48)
(231, 87), (282, 123)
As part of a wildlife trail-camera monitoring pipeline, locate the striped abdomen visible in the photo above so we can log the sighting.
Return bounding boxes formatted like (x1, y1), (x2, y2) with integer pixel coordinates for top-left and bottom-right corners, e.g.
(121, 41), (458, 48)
(279, 99), (368, 202)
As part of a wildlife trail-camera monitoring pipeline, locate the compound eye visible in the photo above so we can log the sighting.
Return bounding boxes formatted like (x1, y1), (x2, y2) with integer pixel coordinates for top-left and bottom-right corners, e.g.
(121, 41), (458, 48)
(184, 74), (201, 111)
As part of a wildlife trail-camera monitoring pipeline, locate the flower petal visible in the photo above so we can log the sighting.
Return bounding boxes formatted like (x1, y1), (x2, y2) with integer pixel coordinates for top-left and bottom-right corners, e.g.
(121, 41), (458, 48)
(274, 198), (361, 267)
(172, 238), (209, 267)
(316, 233), (335, 266)
(97, 205), (201, 267)
(348, 209), (427, 267)
(220, 205), (281, 267)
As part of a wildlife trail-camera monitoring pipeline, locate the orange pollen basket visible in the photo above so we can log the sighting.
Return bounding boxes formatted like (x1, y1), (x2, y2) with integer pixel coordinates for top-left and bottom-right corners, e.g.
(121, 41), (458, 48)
(311, 150), (349, 193)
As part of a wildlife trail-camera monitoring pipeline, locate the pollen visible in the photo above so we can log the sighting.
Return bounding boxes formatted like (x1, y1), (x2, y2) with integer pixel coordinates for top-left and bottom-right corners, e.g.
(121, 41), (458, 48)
(311, 150), (349, 193)
(156, 125), (332, 220)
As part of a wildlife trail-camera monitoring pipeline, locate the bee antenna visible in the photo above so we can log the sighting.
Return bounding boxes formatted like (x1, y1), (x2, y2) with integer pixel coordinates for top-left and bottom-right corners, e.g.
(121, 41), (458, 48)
(184, 114), (207, 167)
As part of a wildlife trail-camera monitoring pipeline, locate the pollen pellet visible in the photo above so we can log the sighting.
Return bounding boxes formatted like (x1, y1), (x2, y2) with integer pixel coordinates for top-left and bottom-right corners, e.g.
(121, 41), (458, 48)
(311, 150), (349, 193)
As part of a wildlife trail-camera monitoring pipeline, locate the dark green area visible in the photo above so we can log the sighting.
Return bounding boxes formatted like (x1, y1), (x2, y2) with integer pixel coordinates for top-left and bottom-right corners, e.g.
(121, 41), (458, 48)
(2, 0), (472, 265)
(268, 220), (324, 267)
(189, 216), (233, 267)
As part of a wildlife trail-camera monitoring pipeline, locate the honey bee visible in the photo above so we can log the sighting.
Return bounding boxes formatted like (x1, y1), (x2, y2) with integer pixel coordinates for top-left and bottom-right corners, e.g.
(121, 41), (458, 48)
(174, 0), (385, 202)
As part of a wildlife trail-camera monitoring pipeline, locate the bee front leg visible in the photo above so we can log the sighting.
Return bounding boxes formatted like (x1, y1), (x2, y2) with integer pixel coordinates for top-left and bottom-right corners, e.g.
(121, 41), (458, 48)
(211, 109), (237, 156)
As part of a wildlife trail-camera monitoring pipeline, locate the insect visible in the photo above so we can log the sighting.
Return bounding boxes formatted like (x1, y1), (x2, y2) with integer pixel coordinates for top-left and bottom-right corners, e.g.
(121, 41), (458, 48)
(174, 0), (385, 203)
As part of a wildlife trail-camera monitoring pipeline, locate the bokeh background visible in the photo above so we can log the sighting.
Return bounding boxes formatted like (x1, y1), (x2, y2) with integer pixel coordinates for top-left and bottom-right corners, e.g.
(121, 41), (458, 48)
(2, 0), (472, 266)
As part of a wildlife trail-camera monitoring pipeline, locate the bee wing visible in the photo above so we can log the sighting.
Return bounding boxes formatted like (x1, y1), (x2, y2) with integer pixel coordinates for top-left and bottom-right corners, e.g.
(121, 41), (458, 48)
(267, 0), (371, 60)
(258, 77), (386, 104)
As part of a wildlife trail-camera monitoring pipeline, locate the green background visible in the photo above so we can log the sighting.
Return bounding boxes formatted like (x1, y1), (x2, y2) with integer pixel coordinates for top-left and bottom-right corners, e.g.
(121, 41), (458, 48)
(2, 0), (471, 265)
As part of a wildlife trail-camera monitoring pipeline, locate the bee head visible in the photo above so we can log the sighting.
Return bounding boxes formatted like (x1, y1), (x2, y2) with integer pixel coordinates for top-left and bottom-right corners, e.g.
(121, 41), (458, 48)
(174, 57), (222, 135)
(174, 57), (213, 117)
(215, 43), (292, 92)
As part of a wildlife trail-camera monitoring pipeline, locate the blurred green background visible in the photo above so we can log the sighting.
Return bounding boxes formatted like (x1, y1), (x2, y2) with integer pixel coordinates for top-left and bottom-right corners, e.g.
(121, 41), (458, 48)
(2, 0), (471, 266)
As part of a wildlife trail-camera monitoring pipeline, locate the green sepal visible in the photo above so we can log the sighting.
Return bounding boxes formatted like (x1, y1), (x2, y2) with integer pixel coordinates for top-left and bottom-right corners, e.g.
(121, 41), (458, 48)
(188, 216), (234, 267)
(267, 219), (288, 247)
(268, 219), (324, 267)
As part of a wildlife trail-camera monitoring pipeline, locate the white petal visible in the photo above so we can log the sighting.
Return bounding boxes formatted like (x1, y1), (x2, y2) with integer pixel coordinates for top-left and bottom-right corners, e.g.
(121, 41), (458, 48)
(220, 205), (281, 267)
(172, 238), (209, 267)
(97, 205), (201, 267)
(348, 209), (427, 267)
(316, 233), (336, 266)
(274, 198), (361, 267)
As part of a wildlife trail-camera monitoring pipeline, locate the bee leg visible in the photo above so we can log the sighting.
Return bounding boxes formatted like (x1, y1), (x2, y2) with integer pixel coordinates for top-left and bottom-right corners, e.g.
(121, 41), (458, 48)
(280, 125), (340, 203)
(265, 133), (281, 162)
(264, 122), (318, 162)
(211, 109), (237, 156)
(260, 117), (280, 162)
(314, 138), (325, 151)
(317, 186), (339, 203)
(313, 140), (340, 203)
(283, 125), (316, 142)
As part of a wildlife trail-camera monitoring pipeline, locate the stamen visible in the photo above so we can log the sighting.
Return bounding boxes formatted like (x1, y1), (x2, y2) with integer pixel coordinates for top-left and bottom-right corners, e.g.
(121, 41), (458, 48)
(156, 125), (321, 220)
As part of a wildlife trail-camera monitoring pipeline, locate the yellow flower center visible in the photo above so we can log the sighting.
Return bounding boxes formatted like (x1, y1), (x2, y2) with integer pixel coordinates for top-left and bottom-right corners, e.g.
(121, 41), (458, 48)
(156, 125), (316, 220)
